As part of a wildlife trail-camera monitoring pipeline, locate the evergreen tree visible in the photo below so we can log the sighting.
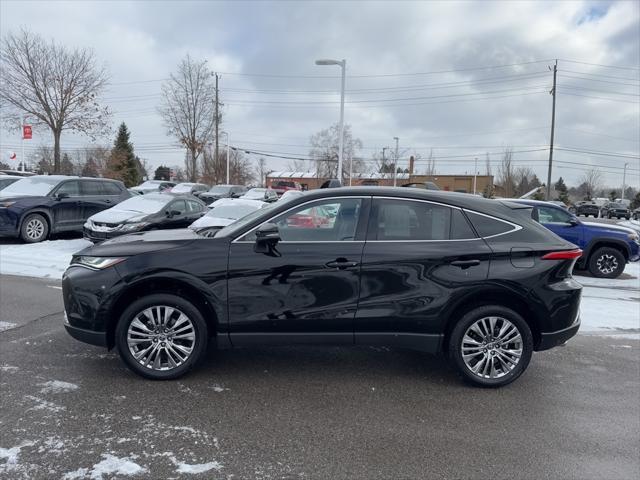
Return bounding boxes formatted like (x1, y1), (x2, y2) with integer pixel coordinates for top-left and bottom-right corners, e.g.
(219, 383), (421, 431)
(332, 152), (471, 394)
(154, 165), (171, 180)
(609, 190), (617, 201)
(60, 153), (75, 175)
(107, 123), (140, 187)
(554, 177), (569, 204)
(81, 157), (100, 177)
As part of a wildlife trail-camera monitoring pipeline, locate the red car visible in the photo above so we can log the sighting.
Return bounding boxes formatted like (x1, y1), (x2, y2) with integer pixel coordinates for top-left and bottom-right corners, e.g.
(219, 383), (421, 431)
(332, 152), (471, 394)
(271, 180), (301, 196)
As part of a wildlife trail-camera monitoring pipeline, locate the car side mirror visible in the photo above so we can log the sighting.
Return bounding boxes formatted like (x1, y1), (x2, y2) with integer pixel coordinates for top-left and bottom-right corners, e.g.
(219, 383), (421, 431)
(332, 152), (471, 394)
(254, 223), (281, 255)
(568, 218), (580, 226)
(56, 192), (69, 200)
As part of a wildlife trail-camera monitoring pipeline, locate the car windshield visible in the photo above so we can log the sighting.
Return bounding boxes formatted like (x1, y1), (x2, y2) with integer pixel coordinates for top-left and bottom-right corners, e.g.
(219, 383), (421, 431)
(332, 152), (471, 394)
(112, 195), (169, 214)
(207, 203), (261, 220)
(609, 203), (623, 208)
(212, 204), (276, 238)
(0, 176), (62, 197)
(171, 183), (194, 193)
(244, 189), (266, 198)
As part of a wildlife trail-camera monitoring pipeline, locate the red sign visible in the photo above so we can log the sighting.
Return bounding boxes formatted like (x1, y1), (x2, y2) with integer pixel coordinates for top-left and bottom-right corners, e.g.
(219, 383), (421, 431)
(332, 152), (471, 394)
(22, 125), (32, 140)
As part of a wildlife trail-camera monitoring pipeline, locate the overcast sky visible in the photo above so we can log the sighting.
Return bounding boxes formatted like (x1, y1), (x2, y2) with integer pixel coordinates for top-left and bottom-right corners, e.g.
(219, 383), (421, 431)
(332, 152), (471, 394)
(1, 0), (638, 188)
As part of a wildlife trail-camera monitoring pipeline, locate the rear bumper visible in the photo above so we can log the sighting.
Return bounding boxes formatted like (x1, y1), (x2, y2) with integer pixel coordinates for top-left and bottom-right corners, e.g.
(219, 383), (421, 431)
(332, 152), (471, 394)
(537, 317), (580, 351)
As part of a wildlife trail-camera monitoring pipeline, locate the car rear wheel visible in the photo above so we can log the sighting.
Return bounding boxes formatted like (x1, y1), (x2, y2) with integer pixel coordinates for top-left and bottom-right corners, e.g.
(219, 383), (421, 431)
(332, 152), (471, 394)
(588, 247), (625, 279)
(449, 305), (533, 387)
(115, 294), (208, 380)
(20, 213), (49, 243)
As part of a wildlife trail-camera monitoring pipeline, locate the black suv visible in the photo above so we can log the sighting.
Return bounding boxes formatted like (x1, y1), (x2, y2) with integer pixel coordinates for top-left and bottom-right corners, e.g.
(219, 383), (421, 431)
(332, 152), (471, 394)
(198, 185), (247, 205)
(0, 175), (130, 242)
(600, 202), (631, 219)
(63, 188), (582, 387)
(571, 201), (600, 218)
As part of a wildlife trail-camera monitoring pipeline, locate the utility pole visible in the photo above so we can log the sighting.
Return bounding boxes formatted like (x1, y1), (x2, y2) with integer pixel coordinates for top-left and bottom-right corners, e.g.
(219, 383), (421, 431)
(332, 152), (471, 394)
(621, 162), (629, 201)
(393, 137), (399, 187)
(546, 59), (557, 200)
(214, 73), (219, 182)
(382, 147), (388, 174)
(473, 157), (478, 194)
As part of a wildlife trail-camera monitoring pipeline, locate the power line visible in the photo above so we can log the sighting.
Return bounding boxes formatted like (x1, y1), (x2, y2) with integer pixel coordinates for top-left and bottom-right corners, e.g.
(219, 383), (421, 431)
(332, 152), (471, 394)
(559, 69), (640, 82)
(558, 73), (640, 87)
(556, 91), (640, 103)
(558, 59), (640, 71)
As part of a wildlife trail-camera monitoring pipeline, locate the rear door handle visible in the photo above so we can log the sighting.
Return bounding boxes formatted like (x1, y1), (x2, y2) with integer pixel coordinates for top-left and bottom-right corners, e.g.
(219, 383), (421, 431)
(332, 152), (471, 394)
(450, 259), (481, 269)
(325, 259), (359, 269)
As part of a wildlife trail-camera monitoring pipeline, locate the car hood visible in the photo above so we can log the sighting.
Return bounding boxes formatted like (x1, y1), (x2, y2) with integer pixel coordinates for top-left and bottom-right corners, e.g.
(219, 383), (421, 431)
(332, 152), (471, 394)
(0, 194), (43, 202)
(76, 228), (202, 256)
(190, 216), (235, 229)
(89, 209), (149, 224)
(582, 221), (636, 235)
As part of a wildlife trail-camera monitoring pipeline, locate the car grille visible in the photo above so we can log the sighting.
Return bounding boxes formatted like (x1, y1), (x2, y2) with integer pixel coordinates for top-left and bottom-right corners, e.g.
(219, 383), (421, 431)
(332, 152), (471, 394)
(89, 221), (120, 233)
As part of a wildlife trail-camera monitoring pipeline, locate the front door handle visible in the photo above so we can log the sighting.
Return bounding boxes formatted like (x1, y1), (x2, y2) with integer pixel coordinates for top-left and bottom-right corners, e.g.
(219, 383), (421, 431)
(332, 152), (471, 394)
(450, 259), (481, 269)
(325, 259), (359, 269)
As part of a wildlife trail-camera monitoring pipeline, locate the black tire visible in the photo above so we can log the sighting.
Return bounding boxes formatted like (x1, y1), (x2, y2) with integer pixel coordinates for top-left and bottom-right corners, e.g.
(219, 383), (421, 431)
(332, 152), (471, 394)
(115, 294), (209, 380)
(588, 247), (625, 279)
(448, 305), (533, 388)
(20, 213), (49, 243)
(607, 213), (612, 219)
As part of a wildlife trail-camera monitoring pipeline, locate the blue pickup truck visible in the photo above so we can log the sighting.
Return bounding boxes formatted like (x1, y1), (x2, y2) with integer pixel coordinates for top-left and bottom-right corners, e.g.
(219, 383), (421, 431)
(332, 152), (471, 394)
(512, 200), (640, 278)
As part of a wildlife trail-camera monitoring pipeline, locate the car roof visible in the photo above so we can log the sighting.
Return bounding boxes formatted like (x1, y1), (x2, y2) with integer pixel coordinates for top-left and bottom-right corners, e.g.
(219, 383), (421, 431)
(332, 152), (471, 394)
(211, 198), (265, 207)
(0, 175), (24, 179)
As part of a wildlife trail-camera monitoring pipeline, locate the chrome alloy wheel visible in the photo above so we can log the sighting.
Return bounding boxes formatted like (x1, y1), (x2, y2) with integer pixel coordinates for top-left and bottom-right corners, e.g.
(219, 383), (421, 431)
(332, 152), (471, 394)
(596, 253), (618, 275)
(25, 218), (45, 240)
(461, 316), (523, 379)
(127, 306), (195, 371)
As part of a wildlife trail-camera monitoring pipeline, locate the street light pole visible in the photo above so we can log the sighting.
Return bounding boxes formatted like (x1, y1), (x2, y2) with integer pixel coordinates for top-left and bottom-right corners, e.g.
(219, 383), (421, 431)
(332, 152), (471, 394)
(473, 157), (478, 194)
(393, 137), (399, 187)
(221, 131), (230, 184)
(621, 162), (629, 201)
(315, 59), (346, 183)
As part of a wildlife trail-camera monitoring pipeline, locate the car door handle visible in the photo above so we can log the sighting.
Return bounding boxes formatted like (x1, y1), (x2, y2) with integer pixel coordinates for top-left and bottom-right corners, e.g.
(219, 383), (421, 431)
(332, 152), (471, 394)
(104, 199), (112, 204)
(325, 259), (359, 269)
(450, 259), (481, 269)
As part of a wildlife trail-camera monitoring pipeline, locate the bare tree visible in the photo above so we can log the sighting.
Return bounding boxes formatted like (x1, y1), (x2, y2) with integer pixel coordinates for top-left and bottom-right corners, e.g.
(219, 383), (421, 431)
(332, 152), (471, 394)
(497, 147), (515, 197)
(514, 167), (534, 197)
(424, 149), (436, 176)
(0, 29), (111, 173)
(309, 123), (362, 182)
(581, 168), (603, 200)
(255, 157), (268, 187)
(159, 55), (217, 182)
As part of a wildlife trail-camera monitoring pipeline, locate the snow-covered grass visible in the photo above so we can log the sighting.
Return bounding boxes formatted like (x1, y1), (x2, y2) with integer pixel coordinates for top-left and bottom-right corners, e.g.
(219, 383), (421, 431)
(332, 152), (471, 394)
(0, 239), (90, 279)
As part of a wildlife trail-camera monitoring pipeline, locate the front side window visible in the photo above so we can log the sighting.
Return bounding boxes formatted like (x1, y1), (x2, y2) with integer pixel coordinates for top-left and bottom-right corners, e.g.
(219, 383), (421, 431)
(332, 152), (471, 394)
(370, 199), (474, 241)
(242, 198), (362, 242)
(537, 206), (572, 224)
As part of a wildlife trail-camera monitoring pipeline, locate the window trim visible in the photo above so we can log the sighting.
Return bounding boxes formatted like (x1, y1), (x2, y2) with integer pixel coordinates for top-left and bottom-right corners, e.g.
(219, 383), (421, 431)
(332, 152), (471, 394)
(232, 195), (370, 244)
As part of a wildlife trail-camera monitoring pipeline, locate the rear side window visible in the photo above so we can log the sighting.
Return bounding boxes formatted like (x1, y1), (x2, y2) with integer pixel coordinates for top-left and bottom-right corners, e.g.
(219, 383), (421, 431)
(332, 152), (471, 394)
(171, 200), (187, 214)
(81, 181), (103, 196)
(465, 211), (515, 238)
(102, 182), (123, 195)
(187, 200), (203, 212)
(371, 199), (470, 241)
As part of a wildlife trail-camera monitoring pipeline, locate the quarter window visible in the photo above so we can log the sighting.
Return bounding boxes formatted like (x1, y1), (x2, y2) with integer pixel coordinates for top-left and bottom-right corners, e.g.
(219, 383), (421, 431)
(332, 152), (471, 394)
(171, 200), (187, 214)
(187, 200), (203, 212)
(465, 211), (515, 237)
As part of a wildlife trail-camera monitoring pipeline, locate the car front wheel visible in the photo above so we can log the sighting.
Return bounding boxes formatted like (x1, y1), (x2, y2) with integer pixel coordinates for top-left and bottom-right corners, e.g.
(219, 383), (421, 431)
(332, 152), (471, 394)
(449, 305), (533, 387)
(115, 294), (209, 379)
(588, 247), (625, 279)
(20, 213), (49, 243)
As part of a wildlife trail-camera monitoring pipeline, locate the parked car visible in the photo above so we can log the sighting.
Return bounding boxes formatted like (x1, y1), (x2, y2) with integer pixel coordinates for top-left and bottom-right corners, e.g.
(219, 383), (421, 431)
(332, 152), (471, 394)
(0, 169), (36, 177)
(278, 190), (305, 202)
(198, 184), (247, 205)
(128, 189), (144, 196)
(632, 208), (639, 221)
(571, 201), (600, 218)
(241, 188), (279, 203)
(130, 180), (176, 195)
(270, 180), (301, 196)
(189, 198), (267, 234)
(0, 175), (22, 191)
(169, 182), (210, 196)
(0, 175), (130, 243)
(600, 202), (631, 220)
(320, 179), (342, 188)
(83, 193), (206, 243)
(63, 187), (583, 387)
(512, 200), (639, 278)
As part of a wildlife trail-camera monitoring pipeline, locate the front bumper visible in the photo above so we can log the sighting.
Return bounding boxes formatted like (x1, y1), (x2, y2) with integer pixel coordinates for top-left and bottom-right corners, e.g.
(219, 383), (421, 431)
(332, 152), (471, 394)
(0, 208), (20, 236)
(83, 227), (126, 243)
(537, 316), (581, 351)
(64, 314), (107, 347)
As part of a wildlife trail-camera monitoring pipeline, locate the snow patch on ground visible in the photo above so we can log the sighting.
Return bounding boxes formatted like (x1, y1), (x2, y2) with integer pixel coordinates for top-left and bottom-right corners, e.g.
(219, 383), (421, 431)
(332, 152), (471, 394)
(0, 365), (19, 373)
(0, 441), (35, 475)
(82, 454), (147, 480)
(578, 262), (640, 334)
(210, 384), (229, 392)
(0, 321), (17, 332)
(38, 380), (79, 394)
(174, 459), (223, 474)
(25, 395), (65, 413)
(0, 239), (91, 279)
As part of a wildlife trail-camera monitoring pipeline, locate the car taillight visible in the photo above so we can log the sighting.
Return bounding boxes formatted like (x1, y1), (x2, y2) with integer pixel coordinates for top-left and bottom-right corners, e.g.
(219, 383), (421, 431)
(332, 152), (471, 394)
(541, 249), (583, 260)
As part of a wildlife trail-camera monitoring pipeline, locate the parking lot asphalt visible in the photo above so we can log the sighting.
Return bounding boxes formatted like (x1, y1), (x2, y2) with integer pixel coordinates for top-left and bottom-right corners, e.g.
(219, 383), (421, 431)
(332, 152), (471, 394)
(0, 274), (638, 479)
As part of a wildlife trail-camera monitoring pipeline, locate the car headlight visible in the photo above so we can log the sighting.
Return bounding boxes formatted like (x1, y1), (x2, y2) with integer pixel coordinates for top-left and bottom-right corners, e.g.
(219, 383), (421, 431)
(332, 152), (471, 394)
(628, 232), (639, 242)
(117, 222), (148, 232)
(70, 256), (126, 270)
(0, 201), (16, 208)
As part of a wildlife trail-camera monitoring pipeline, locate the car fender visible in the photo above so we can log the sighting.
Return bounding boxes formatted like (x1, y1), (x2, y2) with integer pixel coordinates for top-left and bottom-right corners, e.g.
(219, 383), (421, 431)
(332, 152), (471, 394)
(18, 207), (54, 233)
(582, 237), (631, 265)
